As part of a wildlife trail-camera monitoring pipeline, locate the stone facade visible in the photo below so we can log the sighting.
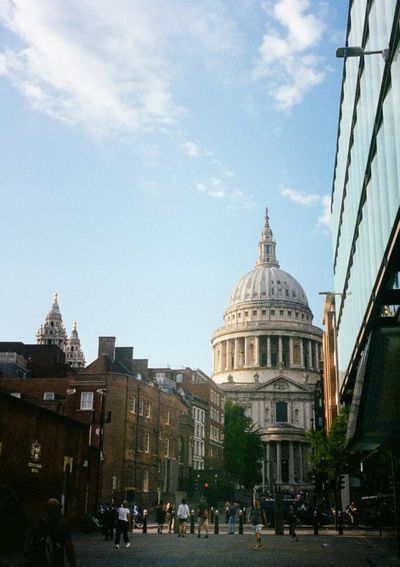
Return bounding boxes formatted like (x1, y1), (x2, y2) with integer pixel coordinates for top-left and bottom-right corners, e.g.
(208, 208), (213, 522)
(36, 293), (85, 368)
(211, 209), (322, 493)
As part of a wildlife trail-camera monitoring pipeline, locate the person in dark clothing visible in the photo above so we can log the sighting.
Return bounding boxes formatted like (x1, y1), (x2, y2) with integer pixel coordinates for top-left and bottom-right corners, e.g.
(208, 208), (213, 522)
(24, 498), (77, 567)
(155, 501), (166, 534)
(102, 504), (117, 541)
(288, 505), (298, 541)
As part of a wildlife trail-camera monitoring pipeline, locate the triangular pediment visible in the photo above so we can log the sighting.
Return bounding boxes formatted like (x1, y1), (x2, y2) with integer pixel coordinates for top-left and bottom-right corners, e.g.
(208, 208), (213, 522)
(256, 375), (309, 393)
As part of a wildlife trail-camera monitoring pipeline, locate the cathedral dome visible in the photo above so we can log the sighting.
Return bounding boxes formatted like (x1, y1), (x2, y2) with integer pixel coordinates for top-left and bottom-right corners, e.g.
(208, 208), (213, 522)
(225, 209), (311, 315)
(227, 265), (309, 310)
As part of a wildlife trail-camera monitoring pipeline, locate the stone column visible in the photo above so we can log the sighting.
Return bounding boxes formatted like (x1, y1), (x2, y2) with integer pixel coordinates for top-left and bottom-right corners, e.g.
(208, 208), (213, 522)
(299, 444), (304, 483)
(276, 442), (282, 483)
(226, 340), (232, 370)
(289, 442), (295, 484)
(289, 337), (293, 367)
(308, 339), (313, 370)
(278, 336), (283, 365)
(255, 336), (260, 366)
(300, 339), (304, 368)
(234, 338), (239, 368)
(315, 342), (320, 371)
(267, 336), (271, 367)
(266, 442), (271, 487)
(244, 336), (249, 366)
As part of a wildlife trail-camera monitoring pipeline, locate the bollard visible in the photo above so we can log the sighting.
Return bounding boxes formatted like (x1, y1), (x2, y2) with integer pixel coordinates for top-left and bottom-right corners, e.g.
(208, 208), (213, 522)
(313, 510), (319, 535)
(242, 507), (247, 524)
(142, 509), (148, 533)
(214, 510), (219, 534)
(190, 510), (195, 534)
(225, 506), (229, 524)
(239, 509), (243, 534)
(210, 507), (214, 523)
(338, 510), (343, 535)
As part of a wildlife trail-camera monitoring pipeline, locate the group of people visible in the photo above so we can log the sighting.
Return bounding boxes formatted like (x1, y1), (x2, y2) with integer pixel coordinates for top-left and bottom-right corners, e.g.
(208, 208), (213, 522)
(22, 494), (305, 565)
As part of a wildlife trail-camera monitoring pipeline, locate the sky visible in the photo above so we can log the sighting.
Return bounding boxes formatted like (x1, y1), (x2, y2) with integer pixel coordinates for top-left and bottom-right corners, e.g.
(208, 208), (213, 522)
(0, 0), (349, 374)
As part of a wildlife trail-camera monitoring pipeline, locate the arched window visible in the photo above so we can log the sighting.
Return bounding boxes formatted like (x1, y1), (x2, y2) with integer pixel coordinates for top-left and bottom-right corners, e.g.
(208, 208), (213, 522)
(276, 401), (288, 422)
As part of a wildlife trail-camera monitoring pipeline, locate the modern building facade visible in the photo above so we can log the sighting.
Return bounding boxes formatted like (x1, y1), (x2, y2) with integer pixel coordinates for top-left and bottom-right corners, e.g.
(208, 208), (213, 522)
(212, 209), (322, 492)
(330, 0), (400, 451)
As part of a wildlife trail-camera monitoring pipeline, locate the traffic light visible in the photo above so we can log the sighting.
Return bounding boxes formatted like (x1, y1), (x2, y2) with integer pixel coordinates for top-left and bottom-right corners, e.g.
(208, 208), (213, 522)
(203, 481), (209, 490)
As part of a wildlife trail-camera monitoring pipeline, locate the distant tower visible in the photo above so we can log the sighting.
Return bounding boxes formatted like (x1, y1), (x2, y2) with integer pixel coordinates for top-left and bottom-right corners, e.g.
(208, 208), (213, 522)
(36, 293), (68, 350)
(65, 321), (86, 368)
(36, 293), (85, 368)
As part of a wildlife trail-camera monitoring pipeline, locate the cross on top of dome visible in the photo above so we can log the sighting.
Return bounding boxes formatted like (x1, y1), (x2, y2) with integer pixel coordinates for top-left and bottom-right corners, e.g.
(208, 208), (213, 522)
(256, 207), (279, 268)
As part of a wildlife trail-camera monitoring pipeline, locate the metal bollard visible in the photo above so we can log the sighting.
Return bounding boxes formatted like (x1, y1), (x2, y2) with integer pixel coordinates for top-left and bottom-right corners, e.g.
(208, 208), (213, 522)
(239, 509), (243, 534)
(214, 510), (219, 534)
(210, 507), (214, 523)
(313, 510), (319, 535)
(338, 510), (343, 536)
(190, 510), (195, 534)
(142, 509), (148, 533)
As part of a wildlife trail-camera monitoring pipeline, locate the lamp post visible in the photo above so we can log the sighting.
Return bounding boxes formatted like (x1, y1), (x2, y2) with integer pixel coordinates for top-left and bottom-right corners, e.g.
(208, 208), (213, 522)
(336, 46), (390, 63)
(95, 388), (107, 512)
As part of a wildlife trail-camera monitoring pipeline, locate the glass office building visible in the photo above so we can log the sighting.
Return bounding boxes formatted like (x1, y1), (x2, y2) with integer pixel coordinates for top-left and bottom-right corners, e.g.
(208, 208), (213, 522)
(331, 1), (400, 450)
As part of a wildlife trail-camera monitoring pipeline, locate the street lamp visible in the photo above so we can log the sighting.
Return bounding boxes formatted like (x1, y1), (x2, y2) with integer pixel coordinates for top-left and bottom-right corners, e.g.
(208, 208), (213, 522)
(336, 46), (390, 63)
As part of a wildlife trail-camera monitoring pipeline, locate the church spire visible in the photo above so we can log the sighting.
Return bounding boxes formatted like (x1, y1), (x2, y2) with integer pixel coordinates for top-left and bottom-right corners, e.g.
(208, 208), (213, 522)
(36, 292), (68, 350)
(65, 321), (86, 368)
(256, 208), (279, 268)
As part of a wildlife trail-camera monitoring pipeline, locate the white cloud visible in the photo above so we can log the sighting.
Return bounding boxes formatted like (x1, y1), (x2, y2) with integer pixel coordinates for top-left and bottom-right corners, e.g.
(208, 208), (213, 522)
(182, 141), (200, 157)
(279, 184), (321, 206)
(254, 0), (326, 110)
(0, 0), (237, 138)
(317, 194), (332, 231)
(279, 183), (331, 231)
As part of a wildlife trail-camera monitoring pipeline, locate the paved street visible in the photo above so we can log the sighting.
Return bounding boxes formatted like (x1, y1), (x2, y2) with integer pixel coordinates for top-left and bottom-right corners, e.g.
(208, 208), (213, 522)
(74, 526), (400, 567)
(2, 525), (399, 567)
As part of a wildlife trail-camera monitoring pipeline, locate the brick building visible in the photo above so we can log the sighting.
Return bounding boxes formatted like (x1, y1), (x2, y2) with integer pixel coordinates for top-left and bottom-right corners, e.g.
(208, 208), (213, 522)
(0, 391), (95, 543)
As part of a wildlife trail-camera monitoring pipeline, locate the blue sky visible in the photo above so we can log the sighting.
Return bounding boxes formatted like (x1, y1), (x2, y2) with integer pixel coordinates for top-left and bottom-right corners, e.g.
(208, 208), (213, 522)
(0, 0), (349, 373)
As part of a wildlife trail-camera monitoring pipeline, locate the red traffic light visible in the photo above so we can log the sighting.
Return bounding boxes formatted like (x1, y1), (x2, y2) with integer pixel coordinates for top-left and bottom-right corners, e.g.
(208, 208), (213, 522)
(203, 482), (209, 489)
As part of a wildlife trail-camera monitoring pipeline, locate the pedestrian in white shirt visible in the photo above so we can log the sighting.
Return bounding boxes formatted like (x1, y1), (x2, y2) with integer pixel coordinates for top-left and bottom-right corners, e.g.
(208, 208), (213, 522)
(177, 498), (190, 537)
(115, 500), (131, 549)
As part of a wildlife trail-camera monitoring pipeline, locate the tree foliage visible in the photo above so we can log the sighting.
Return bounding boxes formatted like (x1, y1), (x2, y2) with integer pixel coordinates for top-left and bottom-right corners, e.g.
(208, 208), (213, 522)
(223, 401), (263, 490)
(308, 406), (350, 478)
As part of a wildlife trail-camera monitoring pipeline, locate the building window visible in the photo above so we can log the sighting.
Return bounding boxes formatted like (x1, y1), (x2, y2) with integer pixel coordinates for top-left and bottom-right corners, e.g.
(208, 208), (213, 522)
(143, 470), (149, 492)
(144, 432), (150, 453)
(262, 309), (266, 315)
(131, 395), (137, 414)
(145, 401), (151, 418)
(271, 309), (275, 316)
(252, 310), (257, 316)
(288, 311), (292, 316)
(276, 401), (288, 422)
(43, 392), (55, 401)
(280, 310), (284, 316)
(166, 409), (171, 425)
(294, 408), (300, 422)
(139, 399), (144, 416)
(164, 438), (170, 458)
(80, 392), (93, 410)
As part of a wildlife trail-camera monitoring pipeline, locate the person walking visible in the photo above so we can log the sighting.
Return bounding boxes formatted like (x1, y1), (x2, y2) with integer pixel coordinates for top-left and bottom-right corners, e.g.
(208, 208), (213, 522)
(155, 501), (166, 534)
(250, 500), (264, 550)
(197, 500), (209, 538)
(115, 500), (131, 549)
(176, 498), (190, 537)
(288, 505), (298, 541)
(228, 499), (237, 534)
(23, 498), (77, 567)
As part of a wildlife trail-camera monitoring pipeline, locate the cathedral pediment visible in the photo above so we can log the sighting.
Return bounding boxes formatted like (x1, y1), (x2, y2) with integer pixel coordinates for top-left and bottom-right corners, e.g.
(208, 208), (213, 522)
(256, 375), (309, 393)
